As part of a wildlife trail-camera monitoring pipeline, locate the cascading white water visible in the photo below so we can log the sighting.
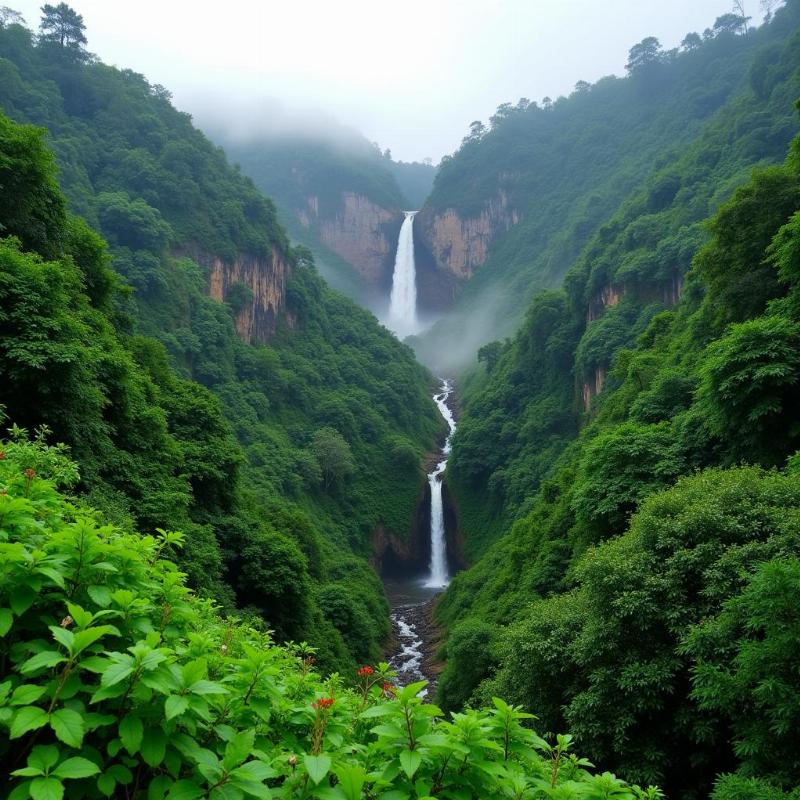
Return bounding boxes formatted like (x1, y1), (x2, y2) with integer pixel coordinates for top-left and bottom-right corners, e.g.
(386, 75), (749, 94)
(388, 211), (419, 339)
(424, 379), (456, 589)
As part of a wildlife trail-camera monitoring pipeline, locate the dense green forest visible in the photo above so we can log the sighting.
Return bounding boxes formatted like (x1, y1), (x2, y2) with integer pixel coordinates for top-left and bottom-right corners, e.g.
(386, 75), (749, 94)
(435, 5), (800, 799)
(3, 2), (800, 799)
(0, 10), (440, 677)
(413, 1), (800, 370)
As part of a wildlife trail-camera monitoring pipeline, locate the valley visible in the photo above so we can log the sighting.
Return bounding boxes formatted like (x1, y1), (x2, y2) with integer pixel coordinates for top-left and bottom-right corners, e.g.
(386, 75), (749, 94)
(2, 2), (800, 799)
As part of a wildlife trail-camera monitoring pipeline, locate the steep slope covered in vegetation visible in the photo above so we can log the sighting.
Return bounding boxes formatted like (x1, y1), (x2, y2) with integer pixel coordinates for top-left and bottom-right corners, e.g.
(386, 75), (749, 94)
(436, 88), (800, 800)
(0, 17), (440, 674)
(412, 4), (800, 370)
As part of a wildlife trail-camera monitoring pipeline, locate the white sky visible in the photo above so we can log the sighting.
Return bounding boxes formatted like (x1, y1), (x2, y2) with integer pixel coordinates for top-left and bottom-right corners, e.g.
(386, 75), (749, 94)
(11, 0), (763, 161)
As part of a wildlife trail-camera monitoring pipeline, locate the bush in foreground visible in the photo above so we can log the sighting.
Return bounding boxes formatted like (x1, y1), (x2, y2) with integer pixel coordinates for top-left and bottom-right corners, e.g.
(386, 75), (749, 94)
(0, 429), (659, 799)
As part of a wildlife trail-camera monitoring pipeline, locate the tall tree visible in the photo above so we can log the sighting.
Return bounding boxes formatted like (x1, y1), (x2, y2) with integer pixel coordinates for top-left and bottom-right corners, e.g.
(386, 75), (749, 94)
(0, 6), (25, 27)
(625, 37), (663, 73)
(38, 2), (87, 57)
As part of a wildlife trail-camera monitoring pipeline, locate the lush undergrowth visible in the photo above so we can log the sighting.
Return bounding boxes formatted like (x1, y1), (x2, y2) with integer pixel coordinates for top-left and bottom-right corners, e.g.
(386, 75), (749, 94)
(0, 436), (665, 800)
(0, 13), (440, 676)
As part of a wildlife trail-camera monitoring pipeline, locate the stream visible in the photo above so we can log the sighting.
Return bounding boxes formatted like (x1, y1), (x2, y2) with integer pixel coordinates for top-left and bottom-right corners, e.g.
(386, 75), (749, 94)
(386, 379), (456, 691)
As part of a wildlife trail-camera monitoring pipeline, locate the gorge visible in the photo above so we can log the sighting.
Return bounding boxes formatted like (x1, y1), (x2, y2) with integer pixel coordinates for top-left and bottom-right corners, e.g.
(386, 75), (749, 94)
(2, 4), (800, 799)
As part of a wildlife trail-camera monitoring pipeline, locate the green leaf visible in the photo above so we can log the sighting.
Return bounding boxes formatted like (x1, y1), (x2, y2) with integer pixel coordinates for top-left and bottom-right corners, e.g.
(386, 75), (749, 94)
(97, 773), (116, 797)
(66, 603), (93, 628)
(53, 757), (100, 780)
(165, 695), (189, 721)
(0, 607), (12, 636)
(87, 585), (111, 606)
(148, 774), (173, 800)
(29, 745), (60, 773)
(359, 703), (391, 718)
(50, 708), (85, 748)
(223, 729), (255, 771)
(167, 780), (204, 800)
(188, 679), (227, 696)
(304, 754), (331, 785)
(72, 627), (114, 655)
(11, 684), (48, 706)
(335, 764), (367, 800)
(107, 764), (134, 784)
(398, 681), (428, 703)
(10, 585), (37, 616)
(140, 726), (167, 767)
(20, 650), (65, 674)
(29, 777), (64, 800)
(399, 749), (421, 779)
(36, 567), (65, 589)
(10, 706), (49, 739)
(49, 627), (74, 652)
(100, 659), (134, 687)
(119, 714), (144, 755)
(230, 761), (276, 783)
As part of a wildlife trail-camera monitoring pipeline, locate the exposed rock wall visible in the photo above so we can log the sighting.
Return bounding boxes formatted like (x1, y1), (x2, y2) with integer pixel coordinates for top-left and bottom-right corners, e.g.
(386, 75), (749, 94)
(417, 190), (520, 281)
(299, 191), (401, 289)
(180, 246), (292, 344)
(581, 366), (608, 412)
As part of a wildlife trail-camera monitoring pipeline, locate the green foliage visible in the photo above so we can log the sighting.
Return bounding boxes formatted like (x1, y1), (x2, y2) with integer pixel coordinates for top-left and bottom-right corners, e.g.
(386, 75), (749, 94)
(0, 439), (657, 800)
(415, 1), (800, 371)
(436, 15), (800, 799)
(0, 8), (441, 674)
(697, 315), (800, 462)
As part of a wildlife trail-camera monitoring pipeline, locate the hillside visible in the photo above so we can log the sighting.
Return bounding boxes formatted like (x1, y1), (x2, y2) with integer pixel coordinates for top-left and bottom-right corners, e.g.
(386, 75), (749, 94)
(0, 15), (440, 674)
(411, 4), (800, 370)
(214, 125), (435, 312)
(431, 5), (800, 797)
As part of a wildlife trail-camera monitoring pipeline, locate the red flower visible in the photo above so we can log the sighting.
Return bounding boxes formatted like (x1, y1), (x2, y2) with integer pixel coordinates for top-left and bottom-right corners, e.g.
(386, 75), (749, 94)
(23, 468), (36, 480)
(311, 697), (335, 711)
(0, 450), (6, 460)
(382, 682), (396, 696)
(357, 665), (374, 677)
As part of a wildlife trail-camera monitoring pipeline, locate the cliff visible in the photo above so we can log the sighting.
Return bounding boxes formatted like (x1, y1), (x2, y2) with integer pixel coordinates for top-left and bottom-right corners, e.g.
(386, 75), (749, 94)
(299, 191), (402, 290)
(181, 246), (293, 344)
(417, 190), (520, 284)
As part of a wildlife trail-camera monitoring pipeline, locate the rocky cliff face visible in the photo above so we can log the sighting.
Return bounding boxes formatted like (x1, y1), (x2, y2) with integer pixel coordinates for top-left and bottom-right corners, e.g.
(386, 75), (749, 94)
(181, 246), (292, 344)
(418, 191), (520, 279)
(299, 191), (402, 290)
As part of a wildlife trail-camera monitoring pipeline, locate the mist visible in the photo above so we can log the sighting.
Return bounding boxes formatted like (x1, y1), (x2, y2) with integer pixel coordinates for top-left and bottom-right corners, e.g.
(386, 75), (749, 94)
(10, 0), (763, 162)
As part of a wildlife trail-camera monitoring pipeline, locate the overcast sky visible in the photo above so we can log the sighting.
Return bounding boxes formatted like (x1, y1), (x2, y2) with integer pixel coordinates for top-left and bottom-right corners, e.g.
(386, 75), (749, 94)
(12, 0), (763, 161)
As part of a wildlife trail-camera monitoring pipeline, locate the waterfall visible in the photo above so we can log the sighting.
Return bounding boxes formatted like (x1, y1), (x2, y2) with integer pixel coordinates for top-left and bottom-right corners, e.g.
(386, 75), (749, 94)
(424, 379), (456, 589)
(388, 211), (419, 339)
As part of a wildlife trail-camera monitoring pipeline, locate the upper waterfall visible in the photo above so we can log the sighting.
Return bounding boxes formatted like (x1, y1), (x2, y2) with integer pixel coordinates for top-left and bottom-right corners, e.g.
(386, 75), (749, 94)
(388, 211), (419, 339)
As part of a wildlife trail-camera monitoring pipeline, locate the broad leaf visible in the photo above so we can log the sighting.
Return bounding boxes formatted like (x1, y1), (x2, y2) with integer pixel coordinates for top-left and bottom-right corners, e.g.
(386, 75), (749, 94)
(50, 708), (85, 747)
(167, 780), (204, 800)
(165, 695), (189, 721)
(140, 727), (167, 767)
(119, 714), (144, 755)
(304, 754), (331, 785)
(0, 607), (12, 636)
(20, 650), (65, 674)
(223, 729), (255, 771)
(10, 705), (49, 739)
(29, 777), (64, 800)
(399, 749), (421, 779)
(53, 757), (100, 779)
